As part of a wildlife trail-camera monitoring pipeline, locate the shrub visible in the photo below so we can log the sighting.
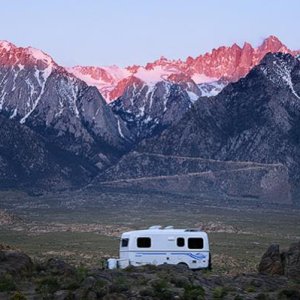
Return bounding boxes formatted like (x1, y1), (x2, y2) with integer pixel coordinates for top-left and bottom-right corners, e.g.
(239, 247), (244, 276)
(245, 285), (256, 293)
(109, 276), (129, 293)
(75, 264), (88, 283)
(151, 279), (173, 300)
(94, 279), (109, 297)
(278, 289), (300, 300)
(151, 278), (168, 291)
(10, 291), (27, 300)
(213, 286), (228, 299)
(255, 293), (269, 300)
(183, 284), (205, 300)
(36, 275), (60, 294)
(170, 275), (190, 288)
(140, 287), (155, 297)
(0, 274), (16, 292)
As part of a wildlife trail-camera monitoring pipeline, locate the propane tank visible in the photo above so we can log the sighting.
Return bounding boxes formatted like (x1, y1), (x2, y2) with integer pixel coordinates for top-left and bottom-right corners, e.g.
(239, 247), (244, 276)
(107, 258), (117, 270)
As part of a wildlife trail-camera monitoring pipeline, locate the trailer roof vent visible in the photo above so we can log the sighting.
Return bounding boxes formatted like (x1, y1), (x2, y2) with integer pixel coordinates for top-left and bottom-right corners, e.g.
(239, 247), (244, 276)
(149, 225), (162, 230)
(164, 226), (174, 229)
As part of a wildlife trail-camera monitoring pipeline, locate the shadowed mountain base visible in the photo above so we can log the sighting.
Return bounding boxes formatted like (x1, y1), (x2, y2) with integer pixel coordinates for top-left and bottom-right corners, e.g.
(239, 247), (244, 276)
(96, 152), (291, 204)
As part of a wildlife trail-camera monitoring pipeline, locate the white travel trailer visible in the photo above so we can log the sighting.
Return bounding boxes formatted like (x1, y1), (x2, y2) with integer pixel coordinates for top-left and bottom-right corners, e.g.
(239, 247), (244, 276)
(107, 226), (211, 270)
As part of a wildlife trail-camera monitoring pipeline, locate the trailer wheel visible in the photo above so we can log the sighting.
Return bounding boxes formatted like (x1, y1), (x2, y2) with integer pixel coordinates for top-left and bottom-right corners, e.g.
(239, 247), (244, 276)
(177, 262), (189, 269)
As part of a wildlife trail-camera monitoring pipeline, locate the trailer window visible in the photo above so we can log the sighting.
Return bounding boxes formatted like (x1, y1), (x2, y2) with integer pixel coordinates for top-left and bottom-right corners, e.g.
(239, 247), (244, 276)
(177, 238), (185, 247)
(188, 238), (204, 249)
(137, 237), (151, 248)
(121, 238), (129, 247)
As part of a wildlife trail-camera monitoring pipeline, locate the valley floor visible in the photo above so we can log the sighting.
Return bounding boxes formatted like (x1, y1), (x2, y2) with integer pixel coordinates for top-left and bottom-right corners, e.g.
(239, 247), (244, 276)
(0, 188), (299, 275)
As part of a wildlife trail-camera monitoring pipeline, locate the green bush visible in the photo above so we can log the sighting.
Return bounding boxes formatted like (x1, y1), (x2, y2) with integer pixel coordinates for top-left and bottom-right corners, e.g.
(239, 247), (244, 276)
(255, 293), (269, 300)
(0, 274), (16, 292)
(278, 289), (300, 300)
(109, 276), (129, 293)
(151, 278), (168, 291)
(94, 279), (109, 297)
(183, 284), (205, 300)
(170, 275), (190, 288)
(36, 275), (60, 294)
(10, 291), (27, 300)
(151, 279), (173, 300)
(140, 287), (155, 297)
(245, 285), (256, 293)
(213, 286), (228, 299)
(75, 264), (88, 283)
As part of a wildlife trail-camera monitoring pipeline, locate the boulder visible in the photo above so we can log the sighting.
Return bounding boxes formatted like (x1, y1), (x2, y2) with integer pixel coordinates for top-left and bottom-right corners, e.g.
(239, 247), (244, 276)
(45, 258), (75, 276)
(53, 290), (71, 300)
(282, 241), (300, 281)
(258, 244), (284, 275)
(258, 242), (300, 280)
(0, 250), (33, 278)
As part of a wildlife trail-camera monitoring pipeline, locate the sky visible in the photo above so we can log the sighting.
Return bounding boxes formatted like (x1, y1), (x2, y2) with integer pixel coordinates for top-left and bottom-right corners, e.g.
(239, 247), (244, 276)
(1, 0), (300, 67)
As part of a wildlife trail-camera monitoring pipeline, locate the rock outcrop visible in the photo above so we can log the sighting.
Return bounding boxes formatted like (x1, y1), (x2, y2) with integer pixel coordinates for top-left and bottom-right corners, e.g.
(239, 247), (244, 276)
(0, 243), (299, 299)
(0, 248), (33, 278)
(258, 244), (284, 275)
(283, 242), (300, 281)
(259, 242), (300, 281)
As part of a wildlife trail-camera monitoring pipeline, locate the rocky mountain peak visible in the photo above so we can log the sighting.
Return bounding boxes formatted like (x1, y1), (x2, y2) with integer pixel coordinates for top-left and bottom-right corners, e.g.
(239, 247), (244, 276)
(0, 40), (56, 70)
(0, 40), (132, 189)
(258, 35), (286, 53)
(256, 52), (300, 99)
(0, 40), (16, 51)
(68, 36), (299, 103)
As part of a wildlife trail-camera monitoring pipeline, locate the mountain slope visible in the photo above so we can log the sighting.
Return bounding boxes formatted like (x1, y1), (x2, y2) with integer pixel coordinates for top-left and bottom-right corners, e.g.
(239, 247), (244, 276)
(0, 41), (130, 188)
(95, 53), (300, 203)
(110, 77), (196, 140)
(0, 114), (90, 189)
(0, 41), (131, 188)
(139, 52), (300, 182)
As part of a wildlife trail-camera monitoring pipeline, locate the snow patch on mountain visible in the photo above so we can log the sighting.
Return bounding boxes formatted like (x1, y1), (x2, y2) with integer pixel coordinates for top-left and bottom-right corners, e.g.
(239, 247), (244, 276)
(134, 65), (180, 84)
(26, 47), (54, 65)
(261, 54), (300, 100)
(0, 40), (15, 51)
(191, 73), (217, 84)
(20, 65), (52, 124)
(117, 119), (125, 138)
(101, 65), (131, 81)
(198, 81), (227, 97)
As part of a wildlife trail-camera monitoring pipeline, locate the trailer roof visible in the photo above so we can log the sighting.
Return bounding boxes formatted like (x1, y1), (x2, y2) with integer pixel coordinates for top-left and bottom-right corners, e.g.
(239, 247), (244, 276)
(122, 228), (208, 236)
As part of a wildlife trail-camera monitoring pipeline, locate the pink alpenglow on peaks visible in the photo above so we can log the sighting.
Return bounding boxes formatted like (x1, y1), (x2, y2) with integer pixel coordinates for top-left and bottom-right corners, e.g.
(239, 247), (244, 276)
(0, 40), (57, 71)
(68, 36), (300, 103)
(1, 36), (299, 104)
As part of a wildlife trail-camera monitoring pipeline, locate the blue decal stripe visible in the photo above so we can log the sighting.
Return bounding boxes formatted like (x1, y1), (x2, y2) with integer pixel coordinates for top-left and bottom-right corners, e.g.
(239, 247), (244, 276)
(136, 252), (167, 255)
(170, 253), (206, 260)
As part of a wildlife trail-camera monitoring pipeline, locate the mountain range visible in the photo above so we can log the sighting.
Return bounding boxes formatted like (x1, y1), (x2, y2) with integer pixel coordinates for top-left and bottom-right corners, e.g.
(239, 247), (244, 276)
(98, 52), (300, 203)
(70, 36), (300, 140)
(0, 40), (131, 188)
(69, 35), (299, 103)
(0, 36), (299, 203)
